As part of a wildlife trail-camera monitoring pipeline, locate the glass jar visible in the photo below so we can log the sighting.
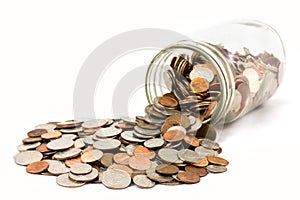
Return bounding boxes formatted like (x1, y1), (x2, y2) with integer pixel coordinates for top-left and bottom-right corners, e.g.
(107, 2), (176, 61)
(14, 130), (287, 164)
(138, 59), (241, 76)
(145, 20), (285, 126)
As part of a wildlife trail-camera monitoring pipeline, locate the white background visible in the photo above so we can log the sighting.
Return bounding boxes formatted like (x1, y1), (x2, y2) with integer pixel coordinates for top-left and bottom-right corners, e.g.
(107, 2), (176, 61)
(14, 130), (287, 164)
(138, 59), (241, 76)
(1, 0), (299, 199)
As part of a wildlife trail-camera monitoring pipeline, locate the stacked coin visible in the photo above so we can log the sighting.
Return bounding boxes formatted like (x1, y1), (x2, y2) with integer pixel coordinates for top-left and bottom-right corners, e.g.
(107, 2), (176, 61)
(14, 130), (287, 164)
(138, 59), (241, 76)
(14, 98), (229, 189)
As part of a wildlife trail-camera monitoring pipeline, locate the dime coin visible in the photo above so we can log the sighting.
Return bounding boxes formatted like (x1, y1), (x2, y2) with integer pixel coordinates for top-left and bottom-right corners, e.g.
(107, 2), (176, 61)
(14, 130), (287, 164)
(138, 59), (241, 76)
(195, 146), (218, 157)
(133, 175), (155, 188)
(113, 153), (131, 165)
(81, 149), (103, 163)
(95, 127), (122, 138)
(177, 149), (202, 163)
(158, 148), (182, 164)
(93, 138), (121, 151)
(144, 138), (165, 149)
(14, 150), (43, 166)
(102, 169), (131, 189)
(81, 119), (108, 129)
(206, 165), (227, 173)
(185, 166), (208, 177)
(46, 138), (74, 151)
(155, 164), (179, 175)
(27, 129), (48, 138)
(53, 148), (82, 160)
(56, 173), (85, 188)
(41, 131), (62, 140)
(207, 156), (229, 166)
(177, 171), (200, 184)
(17, 142), (41, 152)
(100, 153), (114, 168)
(129, 156), (152, 171)
(26, 161), (49, 174)
(69, 168), (99, 182)
(190, 77), (209, 93)
(45, 160), (70, 175)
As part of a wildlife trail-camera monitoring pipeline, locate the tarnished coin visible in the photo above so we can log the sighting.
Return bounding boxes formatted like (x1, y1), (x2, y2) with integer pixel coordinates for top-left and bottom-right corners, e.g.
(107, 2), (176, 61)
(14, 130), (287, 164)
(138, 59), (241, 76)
(14, 150), (43, 166)
(81, 119), (108, 129)
(17, 142), (41, 152)
(129, 156), (152, 171)
(27, 129), (48, 138)
(207, 156), (229, 166)
(65, 157), (83, 167)
(200, 139), (219, 150)
(56, 173), (85, 188)
(206, 165), (227, 173)
(163, 129), (186, 143)
(53, 148), (82, 160)
(191, 158), (209, 167)
(190, 77), (209, 93)
(95, 127), (122, 138)
(177, 171), (200, 184)
(113, 153), (131, 165)
(47, 138), (74, 151)
(41, 131), (62, 140)
(26, 161), (49, 174)
(196, 124), (216, 140)
(81, 149), (103, 163)
(146, 163), (174, 183)
(121, 131), (146, 143)
(189, 66), (214, 82)
(100, 153), (114, 168)
(144, 138), (165, 149)
(185, 166), (208, 177)
(133, 174), (155, 188)
(109, 164), (133, 177)
(195, 146), (218, 157)
(178, 149), (202, 163)
(93, 138), (121, 150)
(158, 96), (178, 108)
(45, 160), (70, 175)
(102, 169), (132, 189)
(69, 168), (99, 182)
(158, 148), (182, 164)
(156, 164), (179, 175)
(165, 114), (191, 129)
(125, 144), (141, 156)
(36, 143), (51, 153)
(22, 137), (42, 144)
(35, 123), (56, 131)
(133, 146), (155, 160)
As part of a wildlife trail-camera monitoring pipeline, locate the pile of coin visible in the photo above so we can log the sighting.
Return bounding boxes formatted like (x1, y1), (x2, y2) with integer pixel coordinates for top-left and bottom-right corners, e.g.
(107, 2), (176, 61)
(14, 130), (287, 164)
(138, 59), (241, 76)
(14, 94), (229, 189)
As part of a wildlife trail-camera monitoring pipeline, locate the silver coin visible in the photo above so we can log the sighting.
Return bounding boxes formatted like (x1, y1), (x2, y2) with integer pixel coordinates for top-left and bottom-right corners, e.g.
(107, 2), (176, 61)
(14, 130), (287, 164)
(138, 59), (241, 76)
(95, 127), (122, 138)
(81, 119), (108, 129)
(93, 138), (121, 150)
(61, 134), (78, 140)
(14, 150), (43, 166)
(133, 131), (154, 139)
(134, 126), (160, 136)
(69, 168), (99, 182)
(45, 159), (70, 175)
(188, 115), (196, 125)
(121, 131), (146, 143)
(70, 163), (92, 175)
(187, 117), (202, 132)
(81, 149), (103, 163)
(200, 139), (219, 150)
(74, 138), (85, 149)
(177, 149), (202, 163)
(166, 125), (187, 135)
(47, 138), (74, 150)
(17, 142), (41, 152)
(195, 146), (218, 157)
(145, 105), (166, 119)
(125, 144), (141, 156)
(189, 66), (214, 82)
(144, 138), (165, 149)
(146, 162), (173, 183)
(56, 173), (85, 188)
(120, 116), (136, 124)
(157, 148), (182, 164)
(53, 148), (82, 160)
(60, 127), (83, 134)
(133, 174), (155, 188)
(144, 114), (165, 125)
(83, 136), (94, 145)
(206, 165), (227, 173)
(35, 123), (56, 131)
(102, 169), (132, 189)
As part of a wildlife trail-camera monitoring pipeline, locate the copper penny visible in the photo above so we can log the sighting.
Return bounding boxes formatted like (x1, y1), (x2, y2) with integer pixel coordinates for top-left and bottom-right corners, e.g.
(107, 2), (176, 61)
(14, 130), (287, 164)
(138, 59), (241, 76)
(133, 146), (155, 160)
(36, 143), (51, 153)
(65, 157), (83, 167)
(41, 131), (62, 140)
(100, 153), (114, 168)
(207, 156), (229, 166)
(27, 129), (48, 138)
(190, 77), (209, 93)
(185, 166), (208, 177)
(191, 158), (209, 167)
(183, 135), (200, 147)
(26, 161), (49, 174)
(163, 130), (185, 143)
(155, 164), (179, 175)
(110, 165), (133, 177)
(177, 171), (200, 184)
(22, 137), (42, 144)
(158, 96), (178, 108)
(129, 156), (152, 171)
(113, 153), (131, 165)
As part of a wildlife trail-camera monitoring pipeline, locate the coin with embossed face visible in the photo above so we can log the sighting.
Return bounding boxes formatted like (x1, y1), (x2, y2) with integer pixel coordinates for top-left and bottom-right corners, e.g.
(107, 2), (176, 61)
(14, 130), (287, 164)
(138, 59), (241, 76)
(93, 138), (121, 151)
(102, 169), (131, 189)
(47, 138), (74, 151)
(14, 150), (43, 166)
(133, 175), (155, 188)
(190, 77), (209, 93)
(53, 148), (82, 160)
(56, 173), (85, 188)
(70, 163), (92, 175)
(144, 138), (165, 149)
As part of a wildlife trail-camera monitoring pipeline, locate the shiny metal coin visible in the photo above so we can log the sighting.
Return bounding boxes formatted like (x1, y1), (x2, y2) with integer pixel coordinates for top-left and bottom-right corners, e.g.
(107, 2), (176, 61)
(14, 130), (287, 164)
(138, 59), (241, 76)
(53, 148), (82, 160)
(133, 174), (155, 188)
(177, 149), (202, 163)
(146, 163), (173, 183)
(134, 126), (160, 136)
(200, 139), (219, 150)
(166, 125), (187, 135)
(35, 123), (56, 131)
(121, 131), (146, 143)
(17, 142), (41, 152)
(158, 148), (182, 164)
(74, 138), (85, 149)
(69, 168), (99, 182)
(120, 116), (136, 125)
(56, 173), (85, 188)
(144, 114), (165, 125)
(133, 131), (154, 139)
(189, 66), (214, 82)
(81, 149), (103, 163)
(45, 159), (70, 175)
(136, 121), (158, 130)
(81, 119), (108, 129)
(47, 138), (74, 150)
(60, 127), (83, 134)
(95, 127), (122, 138)
(93, 138), (121, 150)
(14, 150), (43, 166)
(144, 138), (165, 149)
(125, 144), (141, 156)
(70, 163), (92, 175)
(187, 117), (202, 132)
(83, 136), (94, 145)
(195, 146), (218, 157)
(206, 165), (227, 173)
(102, 169), (132, 189)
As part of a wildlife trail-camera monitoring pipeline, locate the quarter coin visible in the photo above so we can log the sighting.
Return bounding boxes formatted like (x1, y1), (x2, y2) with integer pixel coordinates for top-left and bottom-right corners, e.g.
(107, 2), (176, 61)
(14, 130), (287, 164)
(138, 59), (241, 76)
(102, 169), (132, 189)
(45, 160), (70, 175)
(69, 168), (99, 182)
(56, 173), (85, 188)
(144, 138), (165, 149)
(95, 127), (122, 138)
(133, 175), (155, 188)
(17, 142), (41, 152)
(81, 119), (108, 129)
(46, 138), (74, 151)
(93, 138), (121, 150)
(158, 148), (182, 164)
(14, 150), (43, 166)
(53, 148), (82, 160)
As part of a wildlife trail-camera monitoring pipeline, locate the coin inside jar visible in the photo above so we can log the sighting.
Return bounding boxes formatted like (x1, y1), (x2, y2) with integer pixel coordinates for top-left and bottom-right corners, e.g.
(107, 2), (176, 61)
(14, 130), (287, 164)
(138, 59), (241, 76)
(190, 77), (209, 93)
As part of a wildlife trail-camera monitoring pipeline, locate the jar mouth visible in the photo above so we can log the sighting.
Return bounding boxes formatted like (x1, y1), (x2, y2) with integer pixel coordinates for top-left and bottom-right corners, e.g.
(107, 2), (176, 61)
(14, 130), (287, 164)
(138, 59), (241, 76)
(145, 40), (235, 124)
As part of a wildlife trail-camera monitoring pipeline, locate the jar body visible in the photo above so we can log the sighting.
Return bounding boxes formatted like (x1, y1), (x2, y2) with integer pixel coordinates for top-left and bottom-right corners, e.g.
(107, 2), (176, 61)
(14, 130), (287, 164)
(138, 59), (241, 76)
(146, 20), (285, 124)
